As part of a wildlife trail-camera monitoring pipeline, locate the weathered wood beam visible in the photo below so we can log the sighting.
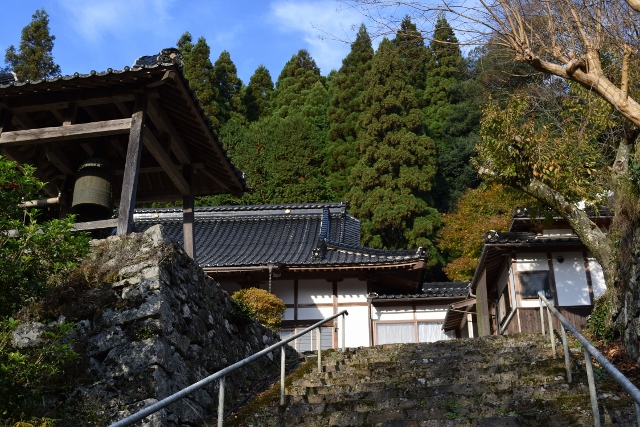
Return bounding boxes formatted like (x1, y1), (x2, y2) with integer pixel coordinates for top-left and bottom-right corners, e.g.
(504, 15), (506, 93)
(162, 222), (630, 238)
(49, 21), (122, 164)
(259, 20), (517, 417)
(115, 102), (130, 117)
(113, 163), (205, 176)
(50, 109), (65, 123)
(0, 118), (132, 145)
(143, 127), (190, 196)
(117, 95), (146, 235)
(146, 97), (190, 164)
(45, 146), (75, 176)
(73, 218), (118, 231)
(183, 164), (195, 259)
(1, 146), (58, 197)
(9, 93), (133, 114)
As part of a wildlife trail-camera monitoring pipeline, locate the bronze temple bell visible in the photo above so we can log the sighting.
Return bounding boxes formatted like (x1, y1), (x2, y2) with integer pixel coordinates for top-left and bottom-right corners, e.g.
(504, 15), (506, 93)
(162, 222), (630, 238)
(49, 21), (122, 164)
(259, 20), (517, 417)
(71, 157), (114, 221)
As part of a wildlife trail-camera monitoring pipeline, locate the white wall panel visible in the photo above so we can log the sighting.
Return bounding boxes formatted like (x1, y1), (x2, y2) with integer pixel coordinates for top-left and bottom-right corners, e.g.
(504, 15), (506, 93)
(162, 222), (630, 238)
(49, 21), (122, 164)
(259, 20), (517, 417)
(552, 252), (590, 306)
(340, 305), (369, 347)
(298, 279), (333, 304)
(516, 253), (547, 271)
(337, 279), (367, 302)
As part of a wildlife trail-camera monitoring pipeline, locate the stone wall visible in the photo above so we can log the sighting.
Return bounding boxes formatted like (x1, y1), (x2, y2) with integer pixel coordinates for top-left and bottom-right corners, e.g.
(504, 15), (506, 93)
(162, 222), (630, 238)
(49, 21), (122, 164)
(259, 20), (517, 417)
(16, 225), (296, 426)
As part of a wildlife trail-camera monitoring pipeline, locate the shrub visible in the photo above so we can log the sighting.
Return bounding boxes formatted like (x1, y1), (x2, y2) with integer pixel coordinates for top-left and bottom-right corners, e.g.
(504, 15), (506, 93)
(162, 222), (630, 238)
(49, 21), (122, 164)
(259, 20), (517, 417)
(231, 288), (286, 331)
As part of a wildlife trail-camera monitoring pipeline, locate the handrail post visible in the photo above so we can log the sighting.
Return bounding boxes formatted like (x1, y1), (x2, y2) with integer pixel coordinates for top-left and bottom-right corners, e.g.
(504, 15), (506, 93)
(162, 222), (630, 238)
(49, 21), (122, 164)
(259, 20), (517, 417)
(341, 312), (346, 352)
(635, 402), (640, 426)
(317, 328), (322, 374)
(560, 325), (572, 383)
(547, 305), (556, 357)
(584, 349), (601, 427)
(217, 376), (225, 427)
(539, 297), (546, 336)
(280, 346), (286, 406)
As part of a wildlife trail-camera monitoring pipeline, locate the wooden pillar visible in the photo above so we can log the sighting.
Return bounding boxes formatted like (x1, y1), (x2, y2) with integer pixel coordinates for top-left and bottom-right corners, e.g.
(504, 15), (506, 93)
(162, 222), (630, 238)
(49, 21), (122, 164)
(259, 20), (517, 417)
(182, 164), (195, 259)
(476, 270), (491, 336)
(117, 94), (146, 235)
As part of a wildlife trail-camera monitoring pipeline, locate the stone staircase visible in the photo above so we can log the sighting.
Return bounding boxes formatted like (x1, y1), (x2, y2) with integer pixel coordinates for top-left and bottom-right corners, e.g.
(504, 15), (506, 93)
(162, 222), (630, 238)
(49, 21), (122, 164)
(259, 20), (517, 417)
(226, 334), (638, 427)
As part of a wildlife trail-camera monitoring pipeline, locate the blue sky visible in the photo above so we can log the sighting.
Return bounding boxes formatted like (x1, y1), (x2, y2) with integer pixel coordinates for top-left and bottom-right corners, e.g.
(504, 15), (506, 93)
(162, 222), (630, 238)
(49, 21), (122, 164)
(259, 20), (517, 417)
(0, 0), (377, 84)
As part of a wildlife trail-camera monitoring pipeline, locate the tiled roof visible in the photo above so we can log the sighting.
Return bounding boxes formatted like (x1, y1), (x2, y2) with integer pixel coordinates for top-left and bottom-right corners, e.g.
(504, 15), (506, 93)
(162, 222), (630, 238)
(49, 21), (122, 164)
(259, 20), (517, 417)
(0, 72), (16, 86)
(134, 203), (426, 268)
(369, 282), (469, 300)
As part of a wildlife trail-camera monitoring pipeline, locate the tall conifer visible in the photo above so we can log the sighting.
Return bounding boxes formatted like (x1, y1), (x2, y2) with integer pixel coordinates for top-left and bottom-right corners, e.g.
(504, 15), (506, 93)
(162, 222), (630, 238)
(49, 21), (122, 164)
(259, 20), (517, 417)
(347, 38), (441, 266)
(392, 16), (428, 92)
(213, 50), (245, 124)
(5, 9), (60, 81)
(325, 24), (374, 200)
(270, 50), (327, 120)
(177, 32), (220, 131)
(243, 65), (274, 122)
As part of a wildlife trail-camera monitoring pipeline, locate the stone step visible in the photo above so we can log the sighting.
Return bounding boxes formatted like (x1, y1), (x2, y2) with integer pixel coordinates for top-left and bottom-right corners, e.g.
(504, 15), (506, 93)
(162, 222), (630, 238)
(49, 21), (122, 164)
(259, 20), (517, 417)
(224, 334), (637, 427)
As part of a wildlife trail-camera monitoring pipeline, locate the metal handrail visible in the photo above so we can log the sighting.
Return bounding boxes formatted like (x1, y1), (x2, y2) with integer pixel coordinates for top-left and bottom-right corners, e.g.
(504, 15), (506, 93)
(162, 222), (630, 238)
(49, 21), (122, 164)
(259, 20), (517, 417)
(110, 310), (349, 427)
(537, 292), (640, 427)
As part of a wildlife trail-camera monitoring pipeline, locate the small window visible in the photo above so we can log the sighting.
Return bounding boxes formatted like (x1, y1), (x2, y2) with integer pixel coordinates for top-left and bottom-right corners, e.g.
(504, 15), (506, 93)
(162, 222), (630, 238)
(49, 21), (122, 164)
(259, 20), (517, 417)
(519, 271), (551, 299)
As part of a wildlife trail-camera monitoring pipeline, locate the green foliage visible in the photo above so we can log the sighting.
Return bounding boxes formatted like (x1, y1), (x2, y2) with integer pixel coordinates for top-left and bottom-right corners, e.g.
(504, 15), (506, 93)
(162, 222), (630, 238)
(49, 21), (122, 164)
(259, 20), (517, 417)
(0, 157), (90, 318)
(243, 65), (274, 122)
(213, 50), (245, 125)
(4, 9), (60, 81)
(0, 318), (78, 423)
(231, 288), (285, 331)
(477, 90), (616, 206)
(347, 38), (440, 264)
(438, 184), (536, 281)
(177, 32), (221, 131)
(325, 24), (374, 200)
(586, 288), (619, 343)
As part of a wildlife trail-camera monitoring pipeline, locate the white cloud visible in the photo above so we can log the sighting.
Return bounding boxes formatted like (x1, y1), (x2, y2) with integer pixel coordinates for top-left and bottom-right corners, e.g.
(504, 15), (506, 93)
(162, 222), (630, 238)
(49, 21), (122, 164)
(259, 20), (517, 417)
(57, 0), (177, 44)
(269, 0), (365, 73)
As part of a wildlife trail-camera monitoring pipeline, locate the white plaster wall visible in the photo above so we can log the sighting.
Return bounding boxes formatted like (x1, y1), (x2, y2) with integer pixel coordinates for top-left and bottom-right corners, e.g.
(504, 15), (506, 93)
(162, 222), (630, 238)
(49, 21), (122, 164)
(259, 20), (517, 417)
(552, 252), (590, 306)
(270, 280), (294, 304)
(516, 253), (548, 271)
(337, 279), (367, 303)
(588, 254), (607, 298)
(283, 307), (295, 321)
(298, 306), (333, 320)
(371, 305), (415, 321)
(414, 305), (448, 321)
(298, 279), (333, 305)
(542, 228), (575, 236)
(338, 305), (370, 347)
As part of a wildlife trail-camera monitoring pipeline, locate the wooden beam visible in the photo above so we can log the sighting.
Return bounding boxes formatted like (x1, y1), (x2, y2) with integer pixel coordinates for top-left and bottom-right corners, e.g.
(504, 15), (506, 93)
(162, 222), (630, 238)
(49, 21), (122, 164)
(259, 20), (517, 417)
(82, 105), (101, 122)
(12, 113), (37, 130)
(63, 102), (78, 125)
(0, 118), (132, 145)
(183, 164), (195, 259)
(143, 127), (190, 195)
(10, 93), (133, 114)
(146, 98), (191, 164)
(73, 218), (118, 231)
(45, 146), (75, 176)
(113, 163), (205, 176)
(115, 102), (130, 117)
(117, 95), (146, 235)
(50, 109), (65, 123)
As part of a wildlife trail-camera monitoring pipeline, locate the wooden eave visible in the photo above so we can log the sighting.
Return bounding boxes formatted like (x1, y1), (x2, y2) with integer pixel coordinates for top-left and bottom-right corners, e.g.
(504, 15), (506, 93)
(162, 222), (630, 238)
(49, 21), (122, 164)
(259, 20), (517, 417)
(0, 65), (244, 202)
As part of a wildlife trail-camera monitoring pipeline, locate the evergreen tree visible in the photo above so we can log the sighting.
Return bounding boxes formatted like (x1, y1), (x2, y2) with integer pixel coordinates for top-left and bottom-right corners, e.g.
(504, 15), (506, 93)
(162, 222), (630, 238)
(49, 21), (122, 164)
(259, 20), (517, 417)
(177, 32), (220, 131)
(269, 50), (325, 119)
(4, 9), (60, 81)
(392, 16), (428, 92)
(243, 65), (274, 122)
(423, 14), (463, 139)
(347, 38), (441, 269)
(325, 24), (374, 200)
(422, 16), (482, 211)
(213, 50), (245, 124)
